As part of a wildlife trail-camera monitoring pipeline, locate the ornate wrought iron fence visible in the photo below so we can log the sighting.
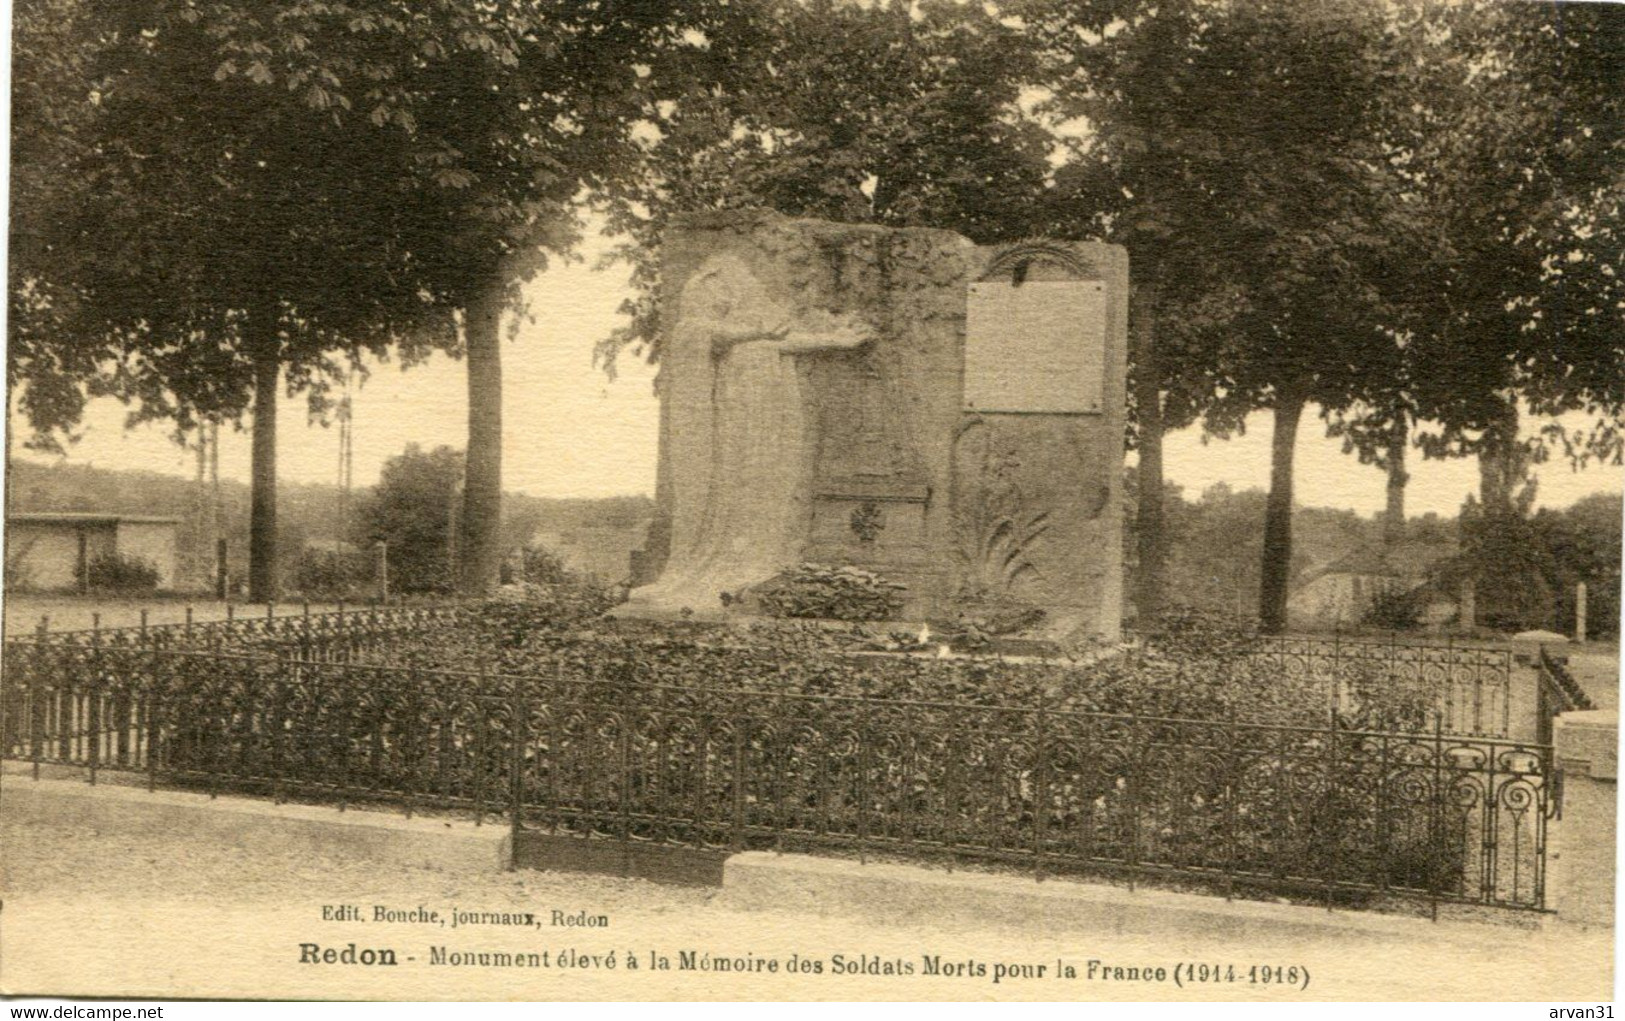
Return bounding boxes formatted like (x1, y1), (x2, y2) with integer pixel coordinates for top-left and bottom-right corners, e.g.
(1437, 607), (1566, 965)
(27, 614), (1513, 736)
(1215, 634), (1513, 738)
(17, 604), (472, 661)
(1, 637), (1553, 912)
(1535, 648), (1595, 745)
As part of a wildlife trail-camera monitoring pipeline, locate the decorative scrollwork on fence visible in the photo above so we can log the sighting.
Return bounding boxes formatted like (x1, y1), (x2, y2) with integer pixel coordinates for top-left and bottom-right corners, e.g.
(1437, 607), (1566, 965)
(1, 631), (1554, 913)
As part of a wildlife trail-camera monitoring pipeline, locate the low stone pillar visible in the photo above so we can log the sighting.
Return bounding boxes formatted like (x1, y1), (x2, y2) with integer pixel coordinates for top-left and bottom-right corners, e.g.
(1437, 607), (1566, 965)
(1576, 582), (1588, 644)
(1548, 710), (1617, 928)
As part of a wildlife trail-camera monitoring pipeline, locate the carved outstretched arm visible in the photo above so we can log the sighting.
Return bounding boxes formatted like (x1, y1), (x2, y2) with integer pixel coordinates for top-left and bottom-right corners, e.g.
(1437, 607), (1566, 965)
(709, 307), (874, 355)
(774, 309), (874, 354)
(708, 310), (792, 352)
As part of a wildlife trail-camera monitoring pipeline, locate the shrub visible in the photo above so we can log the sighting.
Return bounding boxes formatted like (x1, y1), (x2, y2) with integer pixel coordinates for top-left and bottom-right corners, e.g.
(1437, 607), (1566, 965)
(1361, 584), (1423, 630)
(518, 545), (574, 587)
(294, 549), (373, 599)
(757, 563), (906, 622)
(86, 552), (159, 594)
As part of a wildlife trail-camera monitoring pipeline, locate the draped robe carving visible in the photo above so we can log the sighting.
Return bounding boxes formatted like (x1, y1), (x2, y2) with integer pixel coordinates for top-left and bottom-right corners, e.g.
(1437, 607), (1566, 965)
(627, 255), (871, 612)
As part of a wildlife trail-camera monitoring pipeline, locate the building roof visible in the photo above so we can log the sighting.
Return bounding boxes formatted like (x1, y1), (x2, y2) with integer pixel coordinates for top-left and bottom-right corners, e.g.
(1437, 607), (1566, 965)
(1317, 546), (1408, 579)
(8, 512), (183, 526)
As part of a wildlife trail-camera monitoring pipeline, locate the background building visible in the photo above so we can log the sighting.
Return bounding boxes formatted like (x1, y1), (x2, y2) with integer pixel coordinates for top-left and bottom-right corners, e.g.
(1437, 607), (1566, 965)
(5, 512), (182, 592)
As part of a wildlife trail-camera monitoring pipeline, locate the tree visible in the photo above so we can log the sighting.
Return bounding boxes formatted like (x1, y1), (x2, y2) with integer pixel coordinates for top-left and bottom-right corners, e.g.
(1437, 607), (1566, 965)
(13, 0), (720, 600)
(1370, 1), (1623, 604)
(599, 0), (1057, 366)
(1534, 494), (1623, 640)
(8, 0), (112, 457)
(318, 0), (723, 596)
(11, 0), (484, 600)
(354, 445), (465, 595)
(1029, 0), (1258, 622)
(1034, 0), (1420, 631)
(1387, 2), (1620, 496)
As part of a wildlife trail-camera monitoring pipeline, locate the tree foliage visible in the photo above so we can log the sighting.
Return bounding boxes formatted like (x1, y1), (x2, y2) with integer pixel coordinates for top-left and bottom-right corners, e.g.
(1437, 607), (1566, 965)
(11, 0), (719, 596)
(599, 0), (1056, 367)
(353, 444), (464, 595)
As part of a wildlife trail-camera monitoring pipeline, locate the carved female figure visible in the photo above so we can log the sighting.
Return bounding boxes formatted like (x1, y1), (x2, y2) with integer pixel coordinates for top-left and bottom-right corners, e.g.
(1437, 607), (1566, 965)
(628, 254), (871, 612)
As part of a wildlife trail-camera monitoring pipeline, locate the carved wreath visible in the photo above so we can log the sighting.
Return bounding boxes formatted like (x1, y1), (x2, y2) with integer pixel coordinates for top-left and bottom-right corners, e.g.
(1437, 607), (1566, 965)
(849, 502), (885, 544)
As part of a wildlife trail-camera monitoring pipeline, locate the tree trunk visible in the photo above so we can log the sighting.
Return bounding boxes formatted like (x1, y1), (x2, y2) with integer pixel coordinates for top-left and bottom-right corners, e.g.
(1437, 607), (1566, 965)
(1259, 384), (1307, 633)
(195, 426), (208, 587)
(1130, 273), (1166, 622)
(210, 420), (221, 549)
(1478, 399), (1522, 517)
(1383, 412), (1408, 548)
(458, 276), (505, 596)
(247, 306), (281, 604)
(4, 383), (14, 520)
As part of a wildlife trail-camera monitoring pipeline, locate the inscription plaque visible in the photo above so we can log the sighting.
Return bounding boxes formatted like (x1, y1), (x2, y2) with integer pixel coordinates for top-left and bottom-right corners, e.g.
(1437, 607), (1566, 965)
(963, 280), (1107, 413)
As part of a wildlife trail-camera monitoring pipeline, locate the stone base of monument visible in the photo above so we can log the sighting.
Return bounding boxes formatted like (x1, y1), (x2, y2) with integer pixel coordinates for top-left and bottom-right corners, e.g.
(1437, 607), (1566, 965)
(607, 600), (732, 623)
(614, 610), (1126, 666)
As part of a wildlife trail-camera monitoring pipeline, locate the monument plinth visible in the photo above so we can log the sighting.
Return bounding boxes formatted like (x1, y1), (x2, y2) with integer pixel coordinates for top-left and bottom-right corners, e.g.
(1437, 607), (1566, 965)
(624, 210), (1128, 641)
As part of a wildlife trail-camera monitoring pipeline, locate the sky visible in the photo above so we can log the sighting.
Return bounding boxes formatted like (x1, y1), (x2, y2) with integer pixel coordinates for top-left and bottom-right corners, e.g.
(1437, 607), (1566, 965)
(9, 228), (1622, 518)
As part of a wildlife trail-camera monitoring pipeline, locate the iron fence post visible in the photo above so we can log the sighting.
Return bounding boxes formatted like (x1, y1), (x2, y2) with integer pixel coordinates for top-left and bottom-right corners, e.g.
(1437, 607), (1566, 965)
(473, 664), (489, 826)
(1034, 697), (1049, 882)
(619, 679), (633, 872)
(1323, 706), (1337, 909)
(901, 700), (916, 855)
(30, 618), (48, 781)
(87, 620), (101, 786)
(1224, 704), (1238, 901)
(509, 672), (526, 872)
(549, 658), (563, 836)
(147, 657), (162, 793)
(1127, 716), (1141, 891)
(731, 711), (746, 854)
(1429, 715), (1443, 921)
(1376, 731), (1390, 897)
(771, 688), (785, 855)
(1444, 634), (1458, 734)
(858, 683), (872, 865)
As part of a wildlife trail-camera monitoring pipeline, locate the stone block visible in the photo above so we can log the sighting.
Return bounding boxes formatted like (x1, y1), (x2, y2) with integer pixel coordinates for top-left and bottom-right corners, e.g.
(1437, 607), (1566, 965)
(1548, 710), (1618, 928)
(623, 210), (1127, 640)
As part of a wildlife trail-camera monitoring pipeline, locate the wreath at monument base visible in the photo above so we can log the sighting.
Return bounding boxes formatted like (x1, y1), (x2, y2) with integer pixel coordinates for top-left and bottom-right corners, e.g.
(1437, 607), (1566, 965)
(752, 563), (907, 622)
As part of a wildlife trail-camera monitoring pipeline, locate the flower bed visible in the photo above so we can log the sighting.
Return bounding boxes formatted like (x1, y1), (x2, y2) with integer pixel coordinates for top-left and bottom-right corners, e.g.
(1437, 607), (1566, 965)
(357, 600), (1441, 735)
(3, 596), (1546, 913)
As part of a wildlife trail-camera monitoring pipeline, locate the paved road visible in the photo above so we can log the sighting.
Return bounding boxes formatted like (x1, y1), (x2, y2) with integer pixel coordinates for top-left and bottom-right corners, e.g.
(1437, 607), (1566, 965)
(1, 810), (1611, 1002)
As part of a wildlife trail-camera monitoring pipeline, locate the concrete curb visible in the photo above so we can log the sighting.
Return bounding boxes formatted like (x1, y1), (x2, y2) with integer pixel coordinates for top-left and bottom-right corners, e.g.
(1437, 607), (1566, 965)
(1, 774), (510, 873)
(719, 852), (1541, 946)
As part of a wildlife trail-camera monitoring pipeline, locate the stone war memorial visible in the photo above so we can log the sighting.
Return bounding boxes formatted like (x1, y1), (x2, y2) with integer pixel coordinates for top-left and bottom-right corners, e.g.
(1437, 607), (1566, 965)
(624, 209), (1129, 642)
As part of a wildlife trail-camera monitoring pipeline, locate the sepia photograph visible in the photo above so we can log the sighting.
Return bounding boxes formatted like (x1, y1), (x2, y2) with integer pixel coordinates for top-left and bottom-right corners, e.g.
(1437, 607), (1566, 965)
(0, 0), (1620, 1007)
